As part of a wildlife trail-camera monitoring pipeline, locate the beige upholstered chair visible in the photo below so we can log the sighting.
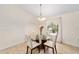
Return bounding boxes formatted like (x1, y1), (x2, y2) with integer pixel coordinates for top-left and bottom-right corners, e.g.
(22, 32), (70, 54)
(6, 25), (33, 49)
(25, 35), (41, 54)
(44, 24), (58, 54)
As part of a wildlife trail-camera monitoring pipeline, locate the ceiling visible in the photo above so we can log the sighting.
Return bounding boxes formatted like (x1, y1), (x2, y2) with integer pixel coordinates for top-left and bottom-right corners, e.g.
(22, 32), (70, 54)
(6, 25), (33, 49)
(19, 4), (79, 16)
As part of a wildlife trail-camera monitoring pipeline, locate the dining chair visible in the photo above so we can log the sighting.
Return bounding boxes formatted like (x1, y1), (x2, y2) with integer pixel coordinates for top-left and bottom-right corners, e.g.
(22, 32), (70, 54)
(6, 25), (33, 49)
(25, 34), (41, 54)
(44, 24), (58, 54)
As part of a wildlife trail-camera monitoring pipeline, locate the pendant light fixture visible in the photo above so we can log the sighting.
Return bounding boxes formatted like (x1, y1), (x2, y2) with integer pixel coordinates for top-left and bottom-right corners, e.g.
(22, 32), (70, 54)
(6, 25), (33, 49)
(38, 4), (46, 21)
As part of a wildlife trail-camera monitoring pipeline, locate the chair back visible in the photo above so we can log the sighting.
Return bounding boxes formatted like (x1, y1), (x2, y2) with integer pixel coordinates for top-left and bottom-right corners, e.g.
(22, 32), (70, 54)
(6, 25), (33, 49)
(25, 35), (32, 48)
(39, 34), (43, 44)
(47, 24), (58, 46)
(51, 24), (58, 46)
(36, 34), (39, 42)
(35, 34), (42, 44)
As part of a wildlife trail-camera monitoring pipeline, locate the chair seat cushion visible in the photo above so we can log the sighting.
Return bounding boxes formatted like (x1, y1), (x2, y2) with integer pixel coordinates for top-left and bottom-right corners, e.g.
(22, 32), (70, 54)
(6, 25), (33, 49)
(27, 41), (40, 49)
(44, 41), (55, 48)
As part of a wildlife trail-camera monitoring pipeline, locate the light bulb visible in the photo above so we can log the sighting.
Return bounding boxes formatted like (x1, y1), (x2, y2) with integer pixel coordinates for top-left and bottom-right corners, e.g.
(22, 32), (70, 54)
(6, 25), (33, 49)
(38, 17), (46, 21)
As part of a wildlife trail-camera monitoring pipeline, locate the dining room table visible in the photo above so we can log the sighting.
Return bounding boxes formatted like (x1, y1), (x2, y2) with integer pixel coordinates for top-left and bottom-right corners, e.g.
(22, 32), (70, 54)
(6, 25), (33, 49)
(35, 34), (47, 49)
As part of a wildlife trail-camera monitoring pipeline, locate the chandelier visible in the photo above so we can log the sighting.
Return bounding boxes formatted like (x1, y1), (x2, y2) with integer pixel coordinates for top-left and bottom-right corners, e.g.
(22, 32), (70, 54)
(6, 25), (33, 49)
(38, 4), (46, 21)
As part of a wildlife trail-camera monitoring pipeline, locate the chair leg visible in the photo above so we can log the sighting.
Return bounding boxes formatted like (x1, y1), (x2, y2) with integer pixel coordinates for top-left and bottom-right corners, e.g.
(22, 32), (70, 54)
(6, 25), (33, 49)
(44, 46), (45, 53)
(55, 46), (57, 54)
(26, 46), (28, 54)
(31, 49), (32, 54)
(38, 46), (40, 53)
(52, 48), (54, 54)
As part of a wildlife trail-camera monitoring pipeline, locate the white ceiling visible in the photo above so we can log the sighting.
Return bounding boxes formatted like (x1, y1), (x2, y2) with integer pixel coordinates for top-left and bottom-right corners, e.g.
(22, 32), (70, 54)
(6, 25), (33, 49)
(19, 4), (79, 16)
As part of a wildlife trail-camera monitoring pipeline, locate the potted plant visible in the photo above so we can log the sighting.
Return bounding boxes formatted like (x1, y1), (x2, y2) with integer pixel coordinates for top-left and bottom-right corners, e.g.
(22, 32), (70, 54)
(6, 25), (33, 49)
(47, 23), (58, 33)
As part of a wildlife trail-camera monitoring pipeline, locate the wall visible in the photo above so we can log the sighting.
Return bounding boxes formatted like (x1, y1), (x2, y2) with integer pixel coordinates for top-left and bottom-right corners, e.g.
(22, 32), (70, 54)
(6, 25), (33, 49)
(0, 5), (40, 50)
(61, 11), (79, 47)
(41, 11), (79, 48)
(0, 5), (79, 50)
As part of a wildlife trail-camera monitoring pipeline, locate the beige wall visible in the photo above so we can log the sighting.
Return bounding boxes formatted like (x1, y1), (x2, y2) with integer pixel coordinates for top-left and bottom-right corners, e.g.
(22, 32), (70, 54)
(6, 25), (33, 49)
(61, 11), (79, 47)
(0, 5), (79, 50)
(41, 11), (79, 47)
(0, 5), (40, 50)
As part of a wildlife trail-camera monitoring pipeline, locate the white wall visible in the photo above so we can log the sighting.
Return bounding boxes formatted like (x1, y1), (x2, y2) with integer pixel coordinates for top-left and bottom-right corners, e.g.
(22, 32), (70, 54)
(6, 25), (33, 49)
(1, 5), (79, 50)
(40, 12), (79, 48)
(62, 11), (79, 47)
(0, 5), (40, 50)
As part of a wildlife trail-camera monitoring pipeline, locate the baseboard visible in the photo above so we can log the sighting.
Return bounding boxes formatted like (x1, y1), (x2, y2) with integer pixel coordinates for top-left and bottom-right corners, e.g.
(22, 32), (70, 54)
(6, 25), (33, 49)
(58, 41), (79, 48)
